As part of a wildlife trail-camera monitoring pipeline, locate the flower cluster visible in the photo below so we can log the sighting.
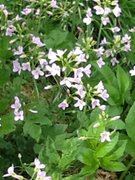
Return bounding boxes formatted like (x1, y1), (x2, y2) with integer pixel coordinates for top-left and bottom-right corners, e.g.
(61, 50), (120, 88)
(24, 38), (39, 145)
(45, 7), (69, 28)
(11, 96), (24, 121)
(3, 158), (51, 180)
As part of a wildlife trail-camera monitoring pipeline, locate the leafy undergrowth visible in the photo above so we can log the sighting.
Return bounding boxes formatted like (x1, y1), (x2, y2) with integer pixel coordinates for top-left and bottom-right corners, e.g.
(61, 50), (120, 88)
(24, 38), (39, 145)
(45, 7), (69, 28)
(1, 0), (135, 180)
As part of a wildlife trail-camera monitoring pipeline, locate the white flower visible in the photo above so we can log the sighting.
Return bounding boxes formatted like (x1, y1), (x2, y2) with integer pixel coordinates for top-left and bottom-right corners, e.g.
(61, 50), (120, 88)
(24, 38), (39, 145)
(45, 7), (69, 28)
(94, 5), (104, 15)
(32, 67), (44, 79)
(113, 5), (121, 17)
(46, 63), (60, 76)
(101, 16), (110, 26)
(21, 7), (32, 15)
(97, 58), (105, 68)
(32, 36), (45, 47)
(34, 158), (45, 170)
(130, 66), (135, 76)
(100, 131), (111, 142)
(14, 110), (24, 121)
(3, 164), (14, 177)
(91, 98), (100, 109)
(74, 98), (86, 110)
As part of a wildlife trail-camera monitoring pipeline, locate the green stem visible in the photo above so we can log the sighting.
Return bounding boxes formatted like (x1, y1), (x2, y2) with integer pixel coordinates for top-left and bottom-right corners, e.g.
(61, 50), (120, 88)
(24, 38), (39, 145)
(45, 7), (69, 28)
(33, 78), (40, 100)
(119, 157), (135, 180)
(96, 23), (103, 48)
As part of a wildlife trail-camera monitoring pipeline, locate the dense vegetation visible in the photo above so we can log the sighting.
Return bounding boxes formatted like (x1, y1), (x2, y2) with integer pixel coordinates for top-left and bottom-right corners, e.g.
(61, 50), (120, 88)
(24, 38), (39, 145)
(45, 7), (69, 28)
(1, 0), (135, 179)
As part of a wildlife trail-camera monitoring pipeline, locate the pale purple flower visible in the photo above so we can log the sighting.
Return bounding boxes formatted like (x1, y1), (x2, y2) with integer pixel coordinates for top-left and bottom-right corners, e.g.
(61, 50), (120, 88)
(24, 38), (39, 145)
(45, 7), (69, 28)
(99, 105), (106, 111)
(91, 98), (100, 109)
(39, 59), (48, 68)
(6, 25), (16, 36)
(94, 6), (104, 15)
(13, 46), (23, 56)
(34, 158), (45, 170)
(60, 77), (73, 88)
(75, 53), (87, 65)
(74, 98), (86, 110)
(69, 47), (83, 56)
(58, 100), (69, 110)
(100, 131), (111, 142)
(101, 16), (110, 26)
(95, 81), (104, 93)
(111, 26), (120, 33)
(100, 37), (107, 45)
(22, 62), (31, 71)
(111, 57), (119, 66)
(97, 58), (105, 68)
(50, 0), (59, 8)
(122, 34), (131, 43)
(130, 66), (135, 76)
(74, 68), (84, 79)
(21, 7), (32, 15)
(95, 47), (104, 57)
(11, 96), (21, 112)
(46, 63), (60, 76)
(56, 49), (66, 57)
(32, 67), (44, 79)
(124, 43), (131, 52)
(82, 64), (91, 77)
(35, 9), (40, 16)
(48, 49), (58, 63)
(104, 7), (111, 15)
(36, 170), (52, 180)
(74, 84), (86, 99)
(14, 110), (24, 121)
(32, 36), (45, 47)
(83, 8), (92, 25)
(99, 89), (109, 101)
(13, 60), (21, 74)
(113, 5), (121, 17)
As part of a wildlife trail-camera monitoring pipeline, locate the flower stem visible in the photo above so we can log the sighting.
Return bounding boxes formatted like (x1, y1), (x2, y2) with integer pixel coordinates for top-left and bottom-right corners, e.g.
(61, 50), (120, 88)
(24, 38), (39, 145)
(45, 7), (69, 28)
(96, 22), (103, 48)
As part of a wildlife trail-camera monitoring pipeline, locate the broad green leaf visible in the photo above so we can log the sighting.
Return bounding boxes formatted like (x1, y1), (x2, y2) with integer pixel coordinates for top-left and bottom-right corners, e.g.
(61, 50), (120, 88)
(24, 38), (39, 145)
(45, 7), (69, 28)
(0, 66), (11, 86)
(126, 138), (135, 158)
(79, 165), (98, 176)
(23, 121), (41, 141)
(125, 102), (135, 142)
(116, 65), (131, 103)
(78, 148), (98, 166)
(107, 120), (125, 130)
(101, 159), (126, 172)
(0, 113), (15, 137)
(107, 140), (127, 160)
(96, 133), (119, 158)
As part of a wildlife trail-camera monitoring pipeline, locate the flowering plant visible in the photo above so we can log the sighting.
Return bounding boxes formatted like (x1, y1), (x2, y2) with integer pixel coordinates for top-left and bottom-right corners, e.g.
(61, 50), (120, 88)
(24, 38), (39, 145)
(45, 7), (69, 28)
(1, 0), (135, 179)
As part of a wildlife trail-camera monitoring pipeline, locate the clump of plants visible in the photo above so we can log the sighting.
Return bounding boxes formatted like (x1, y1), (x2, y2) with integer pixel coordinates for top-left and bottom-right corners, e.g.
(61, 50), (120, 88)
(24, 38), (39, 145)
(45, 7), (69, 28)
(1, 0), (135, 179)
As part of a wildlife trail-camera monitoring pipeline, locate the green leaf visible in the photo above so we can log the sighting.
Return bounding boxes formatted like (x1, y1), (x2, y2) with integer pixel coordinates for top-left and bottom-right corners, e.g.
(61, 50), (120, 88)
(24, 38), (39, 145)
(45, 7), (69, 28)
(101, 159), (126, 172)
(107, 120), (125, 130)
(0, 36), (12, 61)
(0, 113), (15, 137)
(126, 138), (135, 158)
(107, 140), (127, 160)
(116, 65), (131, 103)
(78, 148), (98, 167)
(125, 102), (135, 142)
(0, 65), (11, 86)
(96, 133), (119, 158)
(23, 121), (41, 141)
